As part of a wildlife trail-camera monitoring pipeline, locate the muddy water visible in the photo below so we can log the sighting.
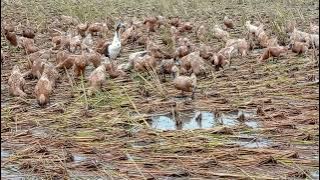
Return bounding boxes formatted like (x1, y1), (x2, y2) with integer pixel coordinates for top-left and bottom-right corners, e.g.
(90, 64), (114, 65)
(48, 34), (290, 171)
(149, 110), (259, 130)
(1, 166), (22, 178)
(1, 149), (22, 178)
(1, 149), (11, 158)
(29, 127), (52, 138)
(73, 154), (87, 163)
(229, 136), (272, 148)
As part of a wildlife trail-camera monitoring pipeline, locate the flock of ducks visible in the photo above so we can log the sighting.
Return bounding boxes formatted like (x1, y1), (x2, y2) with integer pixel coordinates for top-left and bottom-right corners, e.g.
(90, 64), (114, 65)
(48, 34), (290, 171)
(1, 15), (319, 107)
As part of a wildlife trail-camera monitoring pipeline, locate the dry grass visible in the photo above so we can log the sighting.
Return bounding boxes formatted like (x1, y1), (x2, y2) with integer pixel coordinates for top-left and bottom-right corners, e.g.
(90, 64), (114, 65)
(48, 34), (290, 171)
(1, 0), (319, 179)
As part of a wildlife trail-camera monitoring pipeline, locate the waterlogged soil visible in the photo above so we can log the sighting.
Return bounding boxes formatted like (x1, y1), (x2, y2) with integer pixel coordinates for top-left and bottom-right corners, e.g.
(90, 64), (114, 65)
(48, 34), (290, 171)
(1, 0), (319, 179)
(149, 110), (259, 130)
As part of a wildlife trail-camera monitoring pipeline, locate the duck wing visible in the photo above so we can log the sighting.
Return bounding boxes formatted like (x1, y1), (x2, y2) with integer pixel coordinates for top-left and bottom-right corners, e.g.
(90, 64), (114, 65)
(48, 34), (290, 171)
(103, 43), (111, 57)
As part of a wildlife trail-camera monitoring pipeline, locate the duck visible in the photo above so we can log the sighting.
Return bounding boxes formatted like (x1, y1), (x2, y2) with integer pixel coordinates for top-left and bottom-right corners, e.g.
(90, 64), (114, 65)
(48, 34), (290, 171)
(217, 46), (237, 64)
(42, 62), (59, 88)
(259, 46), (288, 62)
(22, 27), (36, 39)
(171, 65), (197, 99)
(4, 29), (18, 46)
(85, 48), (102, 68)
(146, 40), (170, 59)
(133, 53), (157, 72)
(34, 70), (53, 107)
(121, 23), (136, 45)
(225, 38), (249, 57)
(196, 25), (207, 42)
(211, 53), (230, 71)
(31, 58), (47, 79)
(27, 49), (51, 69)
(158, 58), (177, 77)
(56, 50), (70, 65)
(135, 32), (149, 46)
(245, 21), (259, 35)
(127, 51), (147, 68)
(73, 53), (87, 77)
(61, 15), (79, 26)
(69, 35), (82, 53)
(174, 37), (194, 59)
(180, 51), (207, 76)
(87, 62), (108, 96)
(266, 37), (279, 47)
(199, 44), (214, 60)
(8, 65), (27, 97)
(174, 45), (191, 59)
(3, 23), (15, 33)
(257, 31), (270, 48)
(289, 28), (310, 44)
(285, 20), (296, 33)
(105, 61), (127, 78)
(87, 22), (108, 36)
(143, 16), (160, 32)
(168, 17), (181, 27)
(178, 22), (193, 33)
(52, 34), (71, 51)
(77, 22), (89, 37)
(213, 25), (229, 42)
(170, 26), (179, 44)
(104, 22), (126, 60)
(56, 54), (76, 69)
(289, 41), (308, 55)
(95, 38), (109, 54)
(18, 37), (39, 54)
(223, 16), (234, 29)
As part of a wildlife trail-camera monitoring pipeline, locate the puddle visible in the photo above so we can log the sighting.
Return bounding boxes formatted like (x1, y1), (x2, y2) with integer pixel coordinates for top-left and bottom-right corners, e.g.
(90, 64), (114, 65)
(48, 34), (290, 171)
(1, 166), (23, 178)
(131, 141), (151, 148)
(1, 149), (11, 158)
(73, 154), (87, 163)
(245, 121), (259, 128)
(29, 127), (51, 138)
(69, 171), (107, 180)
(310, 169), (319, 180)
(131, 139), (163, 148)
(230, 136), (272, 148)
(149, 110), (259, 130)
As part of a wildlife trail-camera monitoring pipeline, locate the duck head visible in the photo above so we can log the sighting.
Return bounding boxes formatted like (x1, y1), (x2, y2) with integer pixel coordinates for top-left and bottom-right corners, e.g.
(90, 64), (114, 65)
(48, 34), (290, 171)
(116, 22), (126, 31)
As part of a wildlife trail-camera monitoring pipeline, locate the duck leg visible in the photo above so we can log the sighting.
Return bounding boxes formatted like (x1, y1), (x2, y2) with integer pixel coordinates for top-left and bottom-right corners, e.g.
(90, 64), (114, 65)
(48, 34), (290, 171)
(161, 73), (167, 82)
(180, 90), (185, 96)
(191, 87), (196, 100)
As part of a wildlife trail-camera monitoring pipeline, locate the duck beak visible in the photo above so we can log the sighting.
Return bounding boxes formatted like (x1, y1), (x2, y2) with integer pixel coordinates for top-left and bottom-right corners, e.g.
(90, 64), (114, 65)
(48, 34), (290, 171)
(120, 23), (126, 28)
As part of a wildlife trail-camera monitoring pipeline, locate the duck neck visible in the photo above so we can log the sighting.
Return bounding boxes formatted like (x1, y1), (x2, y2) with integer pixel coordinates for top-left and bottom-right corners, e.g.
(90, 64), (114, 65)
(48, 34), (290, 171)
(112, 27), (121, 44)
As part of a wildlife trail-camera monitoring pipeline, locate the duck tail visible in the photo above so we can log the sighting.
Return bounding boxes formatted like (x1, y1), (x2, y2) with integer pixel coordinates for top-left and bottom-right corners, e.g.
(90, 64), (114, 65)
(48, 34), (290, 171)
(38, 94), (46, 106)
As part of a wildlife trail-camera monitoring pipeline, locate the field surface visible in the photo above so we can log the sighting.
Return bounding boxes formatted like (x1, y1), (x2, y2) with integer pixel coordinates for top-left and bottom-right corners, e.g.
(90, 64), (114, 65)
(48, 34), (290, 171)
(1, 0), (319, 179)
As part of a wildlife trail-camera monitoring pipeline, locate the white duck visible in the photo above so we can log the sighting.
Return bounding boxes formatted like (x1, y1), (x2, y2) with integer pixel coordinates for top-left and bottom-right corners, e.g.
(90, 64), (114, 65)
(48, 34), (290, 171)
(104, 22), (125, 60)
